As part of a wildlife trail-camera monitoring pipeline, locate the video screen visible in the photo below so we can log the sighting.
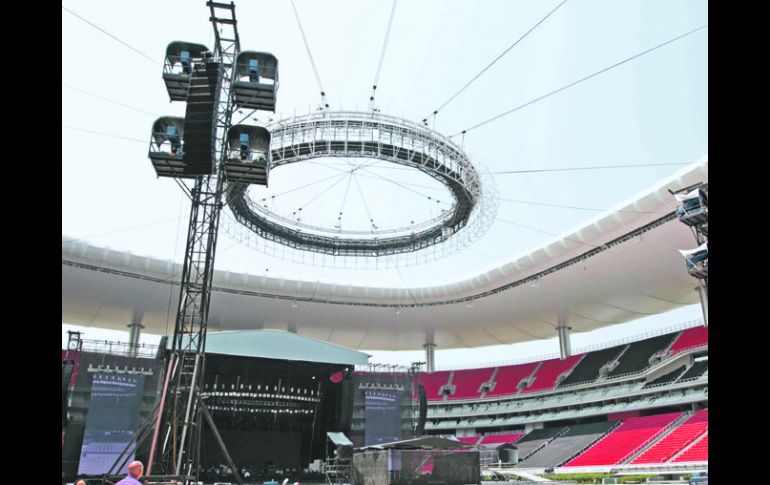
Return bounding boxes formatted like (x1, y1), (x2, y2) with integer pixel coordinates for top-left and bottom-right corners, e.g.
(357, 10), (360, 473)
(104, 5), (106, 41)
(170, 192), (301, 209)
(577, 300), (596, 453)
(364, 390), (401, 446)
(77, 373), (145, 475)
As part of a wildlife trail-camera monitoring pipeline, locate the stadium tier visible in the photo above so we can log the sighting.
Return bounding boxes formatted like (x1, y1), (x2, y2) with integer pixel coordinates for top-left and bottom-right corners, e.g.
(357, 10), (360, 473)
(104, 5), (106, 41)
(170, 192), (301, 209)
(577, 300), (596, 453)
(643, 365), (687, 388)
(421, 327), (706, 402)
(510, 427), (566, 460)
(673, 433), (708, 462)
(522, 355), (583, 394)
(479, 433), (525, 445)
(517, 421), (617, 468)
(449, 367), (496, 400)
(418, 370), (452, 400)
(559, 347), (623, 386)
(608, 334), (678, 377)
(485, 362), (539, 397)
(456, 436), (481, 445)
(565, 412), (683, 466)
(632, 409), (708, 464)
(669, 327), (708, 355)
(679, 360), (708, 380)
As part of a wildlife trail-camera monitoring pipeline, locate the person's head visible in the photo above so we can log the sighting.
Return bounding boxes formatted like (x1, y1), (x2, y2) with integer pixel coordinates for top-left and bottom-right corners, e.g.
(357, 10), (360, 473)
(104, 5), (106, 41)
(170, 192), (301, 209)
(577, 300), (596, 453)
(76, 480), (87, 485)
(128, 460), (144, 479)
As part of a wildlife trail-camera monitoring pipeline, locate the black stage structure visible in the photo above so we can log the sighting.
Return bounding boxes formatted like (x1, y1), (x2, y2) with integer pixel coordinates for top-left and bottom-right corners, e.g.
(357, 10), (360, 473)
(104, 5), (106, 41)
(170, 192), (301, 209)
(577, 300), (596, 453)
(196, 352), (352, 480)
(61, 330), (368, 484)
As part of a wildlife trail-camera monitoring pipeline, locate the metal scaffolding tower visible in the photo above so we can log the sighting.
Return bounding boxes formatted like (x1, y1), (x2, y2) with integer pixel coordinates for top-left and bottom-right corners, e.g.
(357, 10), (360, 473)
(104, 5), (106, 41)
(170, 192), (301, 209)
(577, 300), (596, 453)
(137, 3), (269, 483)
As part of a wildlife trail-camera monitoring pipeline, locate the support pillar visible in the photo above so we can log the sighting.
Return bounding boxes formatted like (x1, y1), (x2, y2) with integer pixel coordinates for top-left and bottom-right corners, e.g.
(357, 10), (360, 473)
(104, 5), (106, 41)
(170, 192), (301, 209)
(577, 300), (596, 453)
(696, 283), (708, 328)
(423, 343), (436, 373)
(557, 311), (571, 360)
(128, 323), (145, 357)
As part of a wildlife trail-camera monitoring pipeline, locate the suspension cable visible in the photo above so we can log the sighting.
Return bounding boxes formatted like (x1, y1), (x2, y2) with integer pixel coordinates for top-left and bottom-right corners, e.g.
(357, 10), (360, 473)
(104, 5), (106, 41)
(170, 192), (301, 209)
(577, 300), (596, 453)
(452, 24), (707, 137)
(422, 0), (569, 123)
(62, 6), (161, 67)
(490, 162), (689, 174)
(351, 174), (376, 230)
(289, 0), (329, 109)
(369, 0), (399, 111)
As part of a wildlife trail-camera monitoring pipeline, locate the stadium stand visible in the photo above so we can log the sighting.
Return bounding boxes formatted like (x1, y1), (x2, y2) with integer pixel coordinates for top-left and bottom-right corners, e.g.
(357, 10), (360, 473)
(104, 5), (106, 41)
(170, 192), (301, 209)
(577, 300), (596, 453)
(522, 355), (583, 394)
(565, 412), (683, 466)
(485, 362), (539, 398)
(679, 360), (708, 381)
(669, 327), (708, 355)
(419, 371), (452, 400)
(456, 436), (480, 445)
(518, 421), (618, 468)
(420, 326), (707, 466)
(560, 347), (624, 386)
(480, 433), (525, 445)
(421, 328), (708, 403)
(643, 366), (687, 388)
(608, 334), (678, 377)
(672, 433), (708, 462)
(513, 427), (567, 461)
(632, 409), (708, 464)
(449, 367), (495, 400)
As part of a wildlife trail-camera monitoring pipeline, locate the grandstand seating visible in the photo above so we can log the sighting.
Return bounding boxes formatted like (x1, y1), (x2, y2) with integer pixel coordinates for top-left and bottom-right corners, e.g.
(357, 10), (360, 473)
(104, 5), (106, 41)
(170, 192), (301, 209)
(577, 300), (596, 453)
(673, 434), (708, 462)
(669, 327), (708, 355)
(560, 347), (623, 386)
(518, 421), (617, 468)
(480, 433), (524, 445)
(522, 355), (583, 394)
(485, 362), (538, 398)
(456, 436), (480, 445)
(632, 409), (708, 464)
(608, 334), (678, 377)
(679, 360), (708, 381)
(513, 427), (566, 460)
(420, 328), (707, 402)
(419, 371), (452, 400)
(565, 412), (683, 466)
(449, 367), (495, 400)
(644, 366), (687, 388)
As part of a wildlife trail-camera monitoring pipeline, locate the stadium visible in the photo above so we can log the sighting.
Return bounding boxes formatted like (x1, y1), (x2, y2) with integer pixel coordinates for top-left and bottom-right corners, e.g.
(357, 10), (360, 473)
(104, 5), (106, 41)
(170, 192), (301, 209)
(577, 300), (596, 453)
(62, 1), (708, 484)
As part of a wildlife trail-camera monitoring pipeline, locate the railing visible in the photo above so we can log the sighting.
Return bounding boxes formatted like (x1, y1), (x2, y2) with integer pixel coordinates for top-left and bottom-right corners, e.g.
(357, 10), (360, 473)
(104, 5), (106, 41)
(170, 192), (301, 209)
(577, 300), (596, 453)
(77, 339), (160, 359)
(643, 373), (707, 391)
(426, 383), (707, 428)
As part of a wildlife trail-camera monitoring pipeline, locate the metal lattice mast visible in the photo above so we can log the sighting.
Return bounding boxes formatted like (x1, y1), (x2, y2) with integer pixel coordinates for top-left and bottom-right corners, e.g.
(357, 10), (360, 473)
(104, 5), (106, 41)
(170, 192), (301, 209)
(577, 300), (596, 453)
(149, 2), (241, 481)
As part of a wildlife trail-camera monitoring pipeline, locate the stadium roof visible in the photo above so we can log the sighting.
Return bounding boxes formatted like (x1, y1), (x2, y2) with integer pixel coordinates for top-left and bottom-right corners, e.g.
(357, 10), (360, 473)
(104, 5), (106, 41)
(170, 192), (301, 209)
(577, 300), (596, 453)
(62, 157), (707, 351)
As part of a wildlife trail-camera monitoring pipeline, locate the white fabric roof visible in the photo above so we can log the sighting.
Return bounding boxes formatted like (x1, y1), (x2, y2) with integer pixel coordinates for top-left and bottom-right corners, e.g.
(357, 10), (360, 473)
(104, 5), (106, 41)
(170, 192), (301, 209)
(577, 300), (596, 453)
(62, 157), (707, 350)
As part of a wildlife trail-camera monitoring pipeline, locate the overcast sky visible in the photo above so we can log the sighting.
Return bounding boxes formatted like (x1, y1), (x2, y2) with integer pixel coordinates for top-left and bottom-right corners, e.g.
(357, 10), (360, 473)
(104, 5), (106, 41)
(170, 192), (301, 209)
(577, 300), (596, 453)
(62, 0), (707, 365)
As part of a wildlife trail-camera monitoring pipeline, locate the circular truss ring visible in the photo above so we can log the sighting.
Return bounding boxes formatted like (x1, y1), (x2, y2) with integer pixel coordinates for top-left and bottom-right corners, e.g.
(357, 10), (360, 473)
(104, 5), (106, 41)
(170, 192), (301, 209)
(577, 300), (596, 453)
(227, 111), (483, 257)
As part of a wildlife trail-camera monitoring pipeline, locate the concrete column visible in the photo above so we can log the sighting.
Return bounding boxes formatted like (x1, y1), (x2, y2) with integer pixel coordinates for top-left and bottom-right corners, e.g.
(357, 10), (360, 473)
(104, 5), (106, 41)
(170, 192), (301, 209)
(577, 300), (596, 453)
(127, 323), (145, 357)
(424, 343), (436, 373)
(696, 283), (708, 328)
(557, 311), (571, 360)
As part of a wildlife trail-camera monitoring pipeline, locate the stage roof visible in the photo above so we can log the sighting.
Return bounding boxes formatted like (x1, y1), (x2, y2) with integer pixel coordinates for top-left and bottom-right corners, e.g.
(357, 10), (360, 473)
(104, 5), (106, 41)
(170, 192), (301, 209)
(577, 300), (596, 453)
(180, 329), (369, 366)
(62, 157), (707, 351)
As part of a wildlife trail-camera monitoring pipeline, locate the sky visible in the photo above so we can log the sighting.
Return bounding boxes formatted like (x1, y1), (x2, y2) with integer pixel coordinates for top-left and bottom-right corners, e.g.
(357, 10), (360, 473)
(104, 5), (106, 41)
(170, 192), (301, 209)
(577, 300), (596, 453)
(62, 0), (708, 365)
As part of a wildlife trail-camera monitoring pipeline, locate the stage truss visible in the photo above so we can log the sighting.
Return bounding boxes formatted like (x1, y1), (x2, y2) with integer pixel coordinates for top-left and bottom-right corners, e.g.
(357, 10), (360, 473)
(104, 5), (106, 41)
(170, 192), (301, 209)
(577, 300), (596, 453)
(222, 110), (498, 268)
